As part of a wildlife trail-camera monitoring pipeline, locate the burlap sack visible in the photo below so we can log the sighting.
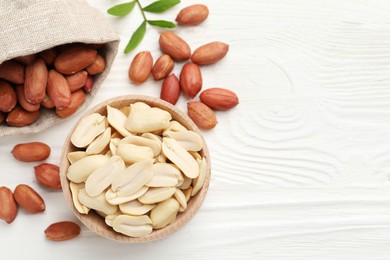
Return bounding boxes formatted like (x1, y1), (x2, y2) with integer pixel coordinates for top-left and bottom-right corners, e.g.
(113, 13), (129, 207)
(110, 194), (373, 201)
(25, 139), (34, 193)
(0, 0), (119, 137)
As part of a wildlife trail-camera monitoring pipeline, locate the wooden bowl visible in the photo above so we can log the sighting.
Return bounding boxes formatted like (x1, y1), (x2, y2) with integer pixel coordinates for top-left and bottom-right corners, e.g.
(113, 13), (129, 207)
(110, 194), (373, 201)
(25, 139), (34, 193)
(59, 95), (211, 243)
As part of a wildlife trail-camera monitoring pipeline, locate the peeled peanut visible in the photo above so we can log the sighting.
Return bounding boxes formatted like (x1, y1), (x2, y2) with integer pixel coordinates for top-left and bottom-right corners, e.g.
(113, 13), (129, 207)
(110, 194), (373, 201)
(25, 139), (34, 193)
(138, 187), (176, 204)
(86, 127), (111, 155)
(174, 188), (187, 212)
(183, 186), (193, 202)
(67, 155), (109, 183)
(105, 186), (148, 205)
(125, 105), (172, 133)
(164, 120), (187, 133)
(150, 198), (180, 229)
(112, 215), (153, 237)
(119, 200), (156, 216)
(69, 182), (89, 214)
(192, 157), (207, 196)
(71, 113), (106, 148)
(105, 212), (120, 227)
(67, 151), (88, 164)
(116, 144), (154, 164)
(78, 188), (117, 215)
(162, 137), (199, 178)
(119, 135), (161, 156)
(107, 105), (132, 137)
(85, 156), (125, 197)
(146, 163), (181, 187)
(111, 159), (154, 197)
(177, 174), (192, 190)
(163, 130), (203, 151)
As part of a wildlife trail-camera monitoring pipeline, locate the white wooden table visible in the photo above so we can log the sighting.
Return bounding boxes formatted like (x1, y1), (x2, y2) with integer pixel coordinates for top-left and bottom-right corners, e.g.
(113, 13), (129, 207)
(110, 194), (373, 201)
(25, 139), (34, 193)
(2, 0), (390, 259)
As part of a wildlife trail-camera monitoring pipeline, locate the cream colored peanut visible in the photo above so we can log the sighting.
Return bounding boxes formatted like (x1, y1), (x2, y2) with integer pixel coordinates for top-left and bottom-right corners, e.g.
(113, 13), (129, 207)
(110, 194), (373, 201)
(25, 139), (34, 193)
(174, 188), (187, 212)
(107, 105), (132, 137)
(150, 198), (180, 230)
(86, 127), (111, 155)
(105, 186), (148, 205)
(119, 135), (161, 156)
(146, 163), (181, 187)
(178, 174), (192, 189)
(189, 151), (202, 161)
(105, 212), (120, 227)
(132, 102), (151, 110)
(71, 113), (106, 148)
(85, 156), (125, 197)
(116, 143), (154, 164)
(78, 188), (117, 215)
(67, 151), (88, 164)
(163, 130), (203, 152)
(111, 160), (153, 197)
(155, 154), (167, 163)
(138, 187), (176, 204)
(162, 137), (199, 178)
(183, 186), (193, 202)
(112, 215), (153, 237)
(163, 120), (187, 133)
(67, 155), (109, 183)
(119, 200), (156, 216)
(125, 105), (171, 133)
(192, 157), (207, 196)
(141, 133), (163, 143)
(69, 182), (89, 214)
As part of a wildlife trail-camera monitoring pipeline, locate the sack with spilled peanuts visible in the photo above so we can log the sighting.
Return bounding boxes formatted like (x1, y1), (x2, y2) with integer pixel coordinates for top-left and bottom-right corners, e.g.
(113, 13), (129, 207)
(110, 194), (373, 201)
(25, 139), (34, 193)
(0, 0), (119, 137)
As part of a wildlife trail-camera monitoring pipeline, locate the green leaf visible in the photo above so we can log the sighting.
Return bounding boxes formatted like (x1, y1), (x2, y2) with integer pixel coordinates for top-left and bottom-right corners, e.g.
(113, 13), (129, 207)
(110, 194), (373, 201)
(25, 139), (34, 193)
(107, 1), (136, 17)
(147, 20), (176, 28)
(124, 21), (147, 54)
(143, 0), (180, 13)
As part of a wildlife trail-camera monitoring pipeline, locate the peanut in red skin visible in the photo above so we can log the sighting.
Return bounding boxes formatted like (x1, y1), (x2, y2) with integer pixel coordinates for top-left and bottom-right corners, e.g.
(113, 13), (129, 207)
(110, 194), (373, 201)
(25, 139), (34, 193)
(45, 221), (81, 241)
(0, 186), (18, 224)
(180, 63), (202, 98)
(161, 74), (180, 105)
(34, 163), (61, 190)
(14, 184), (45, 214)
(128, 51), (153, 84)
(11, 142), (51, 162)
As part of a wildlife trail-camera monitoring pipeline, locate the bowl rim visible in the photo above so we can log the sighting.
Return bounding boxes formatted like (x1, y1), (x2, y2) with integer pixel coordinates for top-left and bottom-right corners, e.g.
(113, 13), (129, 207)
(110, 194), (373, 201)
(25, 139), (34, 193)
(59, 95), (211, 243)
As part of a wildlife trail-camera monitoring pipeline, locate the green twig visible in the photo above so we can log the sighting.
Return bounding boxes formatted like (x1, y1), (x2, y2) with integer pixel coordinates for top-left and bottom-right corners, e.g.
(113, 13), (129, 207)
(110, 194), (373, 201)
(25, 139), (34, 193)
(136, 0), (148, 22)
